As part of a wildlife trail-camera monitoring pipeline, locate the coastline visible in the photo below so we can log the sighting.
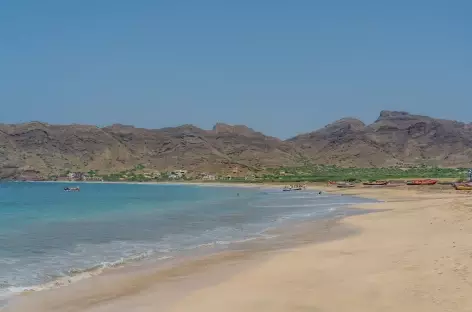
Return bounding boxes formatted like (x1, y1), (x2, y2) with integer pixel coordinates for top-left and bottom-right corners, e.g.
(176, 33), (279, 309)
(0, 182), (338, 307)
(5, 184), (472, 311)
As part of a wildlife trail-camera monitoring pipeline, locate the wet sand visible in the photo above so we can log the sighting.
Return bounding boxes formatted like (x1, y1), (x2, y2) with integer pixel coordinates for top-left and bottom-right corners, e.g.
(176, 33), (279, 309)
(5, 184), (472, 312)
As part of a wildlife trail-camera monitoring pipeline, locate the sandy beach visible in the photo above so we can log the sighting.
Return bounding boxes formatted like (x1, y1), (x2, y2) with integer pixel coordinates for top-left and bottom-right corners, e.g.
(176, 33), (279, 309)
(5, 183), (472, 312)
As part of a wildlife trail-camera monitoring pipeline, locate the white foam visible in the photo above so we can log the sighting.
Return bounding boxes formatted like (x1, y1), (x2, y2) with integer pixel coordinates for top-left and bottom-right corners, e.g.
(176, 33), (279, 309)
(248, 202), (355, 208)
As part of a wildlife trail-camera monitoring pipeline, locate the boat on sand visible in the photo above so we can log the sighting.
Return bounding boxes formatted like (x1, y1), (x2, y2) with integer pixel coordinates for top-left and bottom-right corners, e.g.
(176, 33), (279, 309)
(453, 182), (472, 191)
(363, 181), (388, 186)
(337, 182), (355, 188)
(406, 179), (438, 186)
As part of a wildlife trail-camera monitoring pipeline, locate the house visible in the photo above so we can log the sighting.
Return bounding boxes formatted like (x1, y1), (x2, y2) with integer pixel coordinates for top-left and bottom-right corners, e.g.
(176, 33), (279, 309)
(202, 174), (217, 181)
(170, 170), (187, 179)
(68, 172), (84, 181)
(82, 175), (103, 182)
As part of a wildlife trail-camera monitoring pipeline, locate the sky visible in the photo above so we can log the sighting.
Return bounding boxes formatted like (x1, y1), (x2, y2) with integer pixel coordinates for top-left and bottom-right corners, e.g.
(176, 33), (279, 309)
(0, 0), (470, 138)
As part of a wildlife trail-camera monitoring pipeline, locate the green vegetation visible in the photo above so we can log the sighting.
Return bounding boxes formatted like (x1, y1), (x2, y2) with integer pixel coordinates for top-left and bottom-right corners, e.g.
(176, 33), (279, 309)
(57, 165), (470, 183)
(262, 165), (468, 183)
(87, 170), (98, 176)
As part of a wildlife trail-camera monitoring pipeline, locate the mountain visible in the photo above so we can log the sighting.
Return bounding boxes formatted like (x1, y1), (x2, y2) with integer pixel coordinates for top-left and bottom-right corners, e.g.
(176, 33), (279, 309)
(1, 111), (472, 179)
(0, 122), (302, 179)
(288, 110), (472, 167)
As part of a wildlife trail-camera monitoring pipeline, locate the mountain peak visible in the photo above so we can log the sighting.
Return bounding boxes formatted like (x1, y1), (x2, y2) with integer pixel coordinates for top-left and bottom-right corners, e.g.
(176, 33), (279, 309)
(376, 110), (427, 122)
(330, 117), (365, 127)
(212, 123), (257, 136)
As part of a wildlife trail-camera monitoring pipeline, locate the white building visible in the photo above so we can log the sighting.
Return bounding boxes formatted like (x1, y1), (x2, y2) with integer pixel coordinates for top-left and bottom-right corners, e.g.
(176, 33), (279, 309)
(170, 170), (187, 179)
(202, 174), (216, 181)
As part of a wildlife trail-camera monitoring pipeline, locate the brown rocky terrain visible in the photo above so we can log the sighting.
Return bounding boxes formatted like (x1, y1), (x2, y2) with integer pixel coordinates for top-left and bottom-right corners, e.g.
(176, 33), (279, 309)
(0, 121), (303, 179)
(1, 111), (472, 179)
(288, 110), (472, 167)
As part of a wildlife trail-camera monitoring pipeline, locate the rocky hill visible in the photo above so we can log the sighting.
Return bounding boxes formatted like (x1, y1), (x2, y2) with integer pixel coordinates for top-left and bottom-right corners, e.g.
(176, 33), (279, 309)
(0, 122), (303, 179)
(1, 111), (472, 179)
(288, 111), (472, 167)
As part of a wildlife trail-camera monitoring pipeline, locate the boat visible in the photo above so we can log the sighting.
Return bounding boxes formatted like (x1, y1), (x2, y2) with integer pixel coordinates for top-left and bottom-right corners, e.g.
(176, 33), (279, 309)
(454, 185), (472, 191)
(337, 183), (355, 188)
(406, 179), (438, 186)
(363, 181), (388, 186)
(64, 186), (80, 192)
(453, 182), (472, 190)
(283, 184), (305, 191)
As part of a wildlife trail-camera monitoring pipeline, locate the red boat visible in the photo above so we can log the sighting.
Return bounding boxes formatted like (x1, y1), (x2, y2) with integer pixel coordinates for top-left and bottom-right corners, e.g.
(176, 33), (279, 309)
(406, 179), (438, 186)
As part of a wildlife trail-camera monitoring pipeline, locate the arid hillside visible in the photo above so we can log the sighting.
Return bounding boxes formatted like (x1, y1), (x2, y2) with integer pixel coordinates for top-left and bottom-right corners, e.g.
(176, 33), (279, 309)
(1, 111), (472, 179)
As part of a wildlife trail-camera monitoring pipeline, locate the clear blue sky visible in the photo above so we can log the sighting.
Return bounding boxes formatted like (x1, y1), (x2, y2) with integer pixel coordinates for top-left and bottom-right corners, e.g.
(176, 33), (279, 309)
(1, 0), (470, 138)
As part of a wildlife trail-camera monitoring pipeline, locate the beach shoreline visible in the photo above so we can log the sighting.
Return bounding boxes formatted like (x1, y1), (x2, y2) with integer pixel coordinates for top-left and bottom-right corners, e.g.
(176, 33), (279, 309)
(0, 182), (369, 308)
(5, 184), (472, 311)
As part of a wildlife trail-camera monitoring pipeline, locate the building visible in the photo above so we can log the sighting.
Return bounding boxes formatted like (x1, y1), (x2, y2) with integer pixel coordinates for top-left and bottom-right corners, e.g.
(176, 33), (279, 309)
(68, 172), (84, 181)
(168, 173), (180, 179)
(143, 171), (161, 179)
(202, 174), (217, 181)
(82, 175), (103, 182)
(170, 170), (187, 179)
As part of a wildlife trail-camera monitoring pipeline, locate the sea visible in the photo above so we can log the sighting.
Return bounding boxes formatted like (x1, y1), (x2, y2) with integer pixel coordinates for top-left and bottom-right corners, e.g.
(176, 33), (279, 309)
(0, 182), (377, 306)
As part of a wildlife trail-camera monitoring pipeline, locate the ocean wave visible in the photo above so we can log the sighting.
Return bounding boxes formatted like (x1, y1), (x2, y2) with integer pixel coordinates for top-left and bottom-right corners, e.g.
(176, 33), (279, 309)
(248, 202), (356, 208)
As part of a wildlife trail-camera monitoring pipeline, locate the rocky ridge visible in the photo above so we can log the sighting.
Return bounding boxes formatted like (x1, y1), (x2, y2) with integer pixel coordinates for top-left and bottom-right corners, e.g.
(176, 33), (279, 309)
(1, 111), (472, 179)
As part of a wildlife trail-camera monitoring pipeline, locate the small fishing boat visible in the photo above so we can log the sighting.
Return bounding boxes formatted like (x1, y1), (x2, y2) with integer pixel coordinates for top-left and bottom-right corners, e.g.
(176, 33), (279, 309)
(337, 183), (355, 188)
(363, 181), (388, 186)
(453, 182), (472, 190)
(64, 186), (80, 192)
(283, 184), (305, 191)
(406, 179), (438, 186)
(454, 185), (472, 191)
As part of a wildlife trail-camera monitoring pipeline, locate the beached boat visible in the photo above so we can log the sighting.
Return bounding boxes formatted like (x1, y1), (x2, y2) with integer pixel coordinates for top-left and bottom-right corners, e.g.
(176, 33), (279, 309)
(454, 184), (472, 191)
(453, 182), (472, 190)
(363, 181), (388, 186)
(337, 183), (355, 188)
(406, 179), (438, 186)
(282, 186), (292, 192)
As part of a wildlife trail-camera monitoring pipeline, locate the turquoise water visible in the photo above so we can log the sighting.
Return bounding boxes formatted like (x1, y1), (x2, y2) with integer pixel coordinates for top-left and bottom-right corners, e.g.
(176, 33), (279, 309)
(0, 182), (376, 303)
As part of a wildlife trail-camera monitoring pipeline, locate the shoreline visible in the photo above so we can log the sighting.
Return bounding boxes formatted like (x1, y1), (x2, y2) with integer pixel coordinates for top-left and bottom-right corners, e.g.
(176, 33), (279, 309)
(5, 184), (472, 311)
(1, 183), (373, 311)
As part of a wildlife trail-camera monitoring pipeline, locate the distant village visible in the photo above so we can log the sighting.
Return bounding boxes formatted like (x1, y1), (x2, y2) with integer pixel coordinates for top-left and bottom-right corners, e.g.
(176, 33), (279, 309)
(48, 166), (259, 183)
(16, 164), (469, 184)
